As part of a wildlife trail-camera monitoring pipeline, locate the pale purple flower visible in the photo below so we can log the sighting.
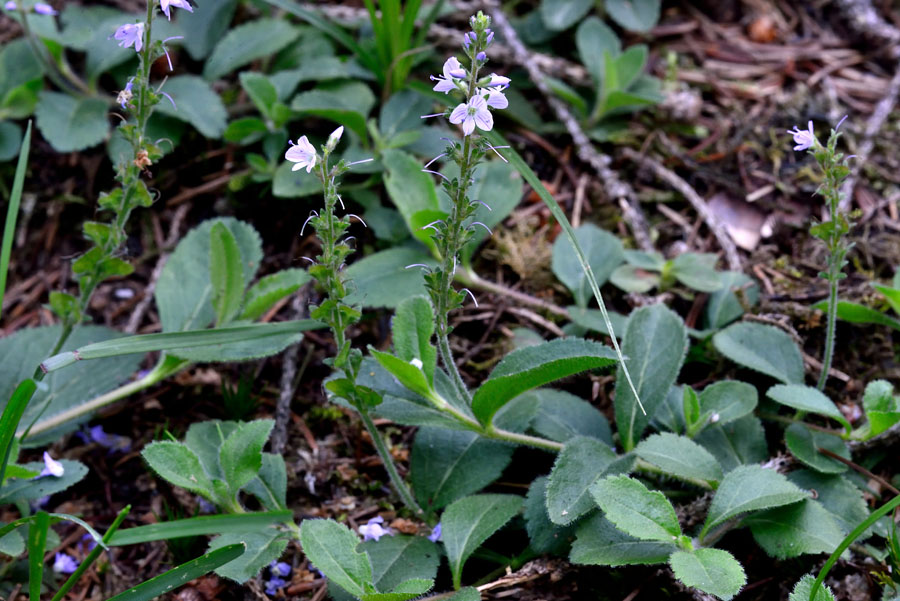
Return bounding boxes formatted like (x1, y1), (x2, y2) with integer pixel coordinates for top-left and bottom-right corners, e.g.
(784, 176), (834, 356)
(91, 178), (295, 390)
(788, 120), (816, 151)
(285, 136), (317, 173)
(450, 95), (492, 136)
(197, 497), (216, 513)
(270, 561), (291, 577)
(34, 2), (55, 15)
(79, 533), (97, 553)
(428, 523), (441, 543)
(52, 552), (78, 574)
(159, 0), (193, 20)
(4, 2), (17, 10)
(486, 30), (494, 45)
(39, 452), (64, 478)
(264, 576), (285, 596)
(480, 87), (508, 110)
(485, 73), (510, 88)
(476, 51), (486, 61)
(78, 425), (131, 452)
(113, 23), (144, 52)
(359, 516), (393, 542)
(431, 57), (465, 94)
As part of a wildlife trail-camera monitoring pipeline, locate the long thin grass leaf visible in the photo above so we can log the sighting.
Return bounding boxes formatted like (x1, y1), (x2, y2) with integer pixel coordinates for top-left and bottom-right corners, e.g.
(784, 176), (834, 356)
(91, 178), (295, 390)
(105, 543), (245, 601)
(27, 511), (49, 601)
(0, 378), (37, 486)
(0, 121), (32, 321)
(108, 511), (293, 546)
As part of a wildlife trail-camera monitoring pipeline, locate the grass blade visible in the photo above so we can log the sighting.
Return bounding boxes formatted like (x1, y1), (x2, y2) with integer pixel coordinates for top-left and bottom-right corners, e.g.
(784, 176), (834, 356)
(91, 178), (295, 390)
(40, 320), (323, 372)
(0, 378), (37, 486)
(50, 505), (131, 601)
(105, 543), (245, 601)
(27, 510), (49, 601)
(107, 510), (293, 546)
(0, 120), (32, 321)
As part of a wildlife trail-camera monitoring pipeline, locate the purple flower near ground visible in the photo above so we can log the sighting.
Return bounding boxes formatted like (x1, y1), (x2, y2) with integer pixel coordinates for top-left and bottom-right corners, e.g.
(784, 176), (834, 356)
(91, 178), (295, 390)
(285, 136), (317, 173)
(34, 2), (55, 15)
(264, 576), (285, 596)
(4, 2), (17, 10)
(78, 425), (131, 453)
(358, 516), (393, 542)
(80, 533), (97, 553)
(428, 523), (441, 543)
(449, 95), (492, 136)
(159, 0), (193, 20)
(270, 561), (291, 577)
(52, 552), (79, 574)
(197, 497), (216, 514)
(39, 452), (64, 478)
(788, 120), (816, 151)
(431, 57), (465, 94)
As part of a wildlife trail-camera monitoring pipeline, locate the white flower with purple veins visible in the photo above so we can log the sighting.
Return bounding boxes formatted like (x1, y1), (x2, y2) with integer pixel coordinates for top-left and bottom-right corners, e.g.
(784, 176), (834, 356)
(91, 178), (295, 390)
(431, 57), (466, 94)
(159, 0), (193, 20)
(450, 94), (492, 136)
(479, 87), (508, 110)
(485, 73), (510, 88)
(359, 516), (393, 542)
(39, 452), (64, 478)
(788, 120), (817, 151)
(285, 136), (317, 173)
(114, 22), (145, 52)
(53, 553), (79, 574)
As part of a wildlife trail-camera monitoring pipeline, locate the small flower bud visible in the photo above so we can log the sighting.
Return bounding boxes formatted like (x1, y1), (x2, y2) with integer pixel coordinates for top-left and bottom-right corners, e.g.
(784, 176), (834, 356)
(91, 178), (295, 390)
(486, 30), (494, 45)
(326, 125), (344, 152)
(476, 51), (486, 61)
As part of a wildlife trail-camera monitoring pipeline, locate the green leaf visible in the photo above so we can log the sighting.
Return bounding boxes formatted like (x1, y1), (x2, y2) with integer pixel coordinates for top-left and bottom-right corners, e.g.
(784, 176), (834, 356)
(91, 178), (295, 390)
(704, 272), (759, 330)
(609, 263), (660, 293)
(360, 579), (433, 601)
(472, 338), (618, 426)
(239, 72), (278, 119)
(220, 419), (274, 495)
(874, 282), (900, 315)
(371, 349), (434, 400)
(571, 513), (675, 566)
(208, 529), (287, 583)
(524, 476), (576, 554)
(0, 325), (142, 445)
(668, 548), (745, 600)
(700, 465), (808, 540)
(695, 415), (768, 473)
(245, 453), (288, 511)
(552, 224), (623, 307)
(539, 0), (594, 31)
(0, 378), (35, 485)
(697, 380), (758, 427)
(812, 299), (900, 330)
(546, 436), (617, 525)
(382, 149), (441, 249)
(362, 535), (440, 594)
(209, 222), (246, 326)
(157, 218), (262, 333)
(154, 75), (228, 139)
(105, 543), (245, 601)
(567, 306), (629, 339)
(411, 427), (513, 512)
(108, 511), (294, 546)
(291, 81), (375, 141)
(789, 575), (836, 601)
(142, 441), (215, 498)
(784, 423), (849, 474)
(605, 0), (661, 31)
(0, 121), (23, 162)
(614, 45), (649, 91)
(34, 91), (108, 152)
(392, 296), (437, 384)
(788, 471), (870, 538)
(527, 388), (612, 445)
(175, 0), (238, 60)
(860, 379), (900, 437)
(241, 269), (311, 321)
(766, 384), (850, 432)
(204, 19), (300, 80)
(746, 499), (843, 559)
(671, 253), (723, 292)
(300, 519), (372, 598)
(0, 526), (24, 557)
(576, 17), (620, 83)
(0, 459), (88, 503)
(443, 589), (481, 601)
(442, 494), (522, 589)
(345, 246), (437, 309)
(713, 322), (804, 384)
(615, 304), (687, 450)
(590, 475), (681, 542)
(272, 159), (323, 198)
(634, 433), (723, 485)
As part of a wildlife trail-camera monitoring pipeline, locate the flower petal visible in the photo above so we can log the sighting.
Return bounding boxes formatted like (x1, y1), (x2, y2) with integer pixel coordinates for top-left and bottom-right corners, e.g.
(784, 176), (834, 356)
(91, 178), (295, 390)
(449, 103), (468, 124)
